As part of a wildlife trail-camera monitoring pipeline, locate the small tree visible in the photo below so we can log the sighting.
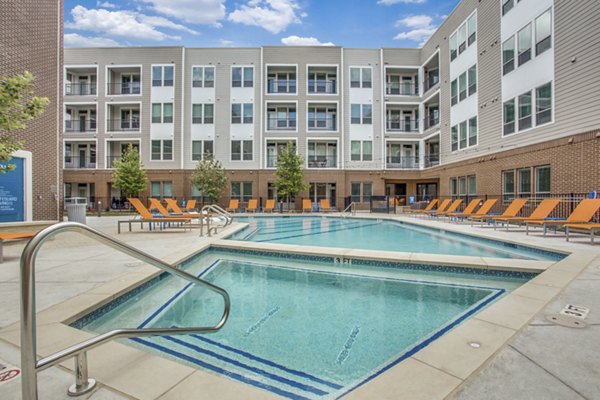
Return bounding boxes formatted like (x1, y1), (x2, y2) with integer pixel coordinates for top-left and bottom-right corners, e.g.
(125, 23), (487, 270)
(274, 141), (308, 210)
(191, 154), (227, 204)
(0, 71), (49, 173)
(111, 144), (148, 198)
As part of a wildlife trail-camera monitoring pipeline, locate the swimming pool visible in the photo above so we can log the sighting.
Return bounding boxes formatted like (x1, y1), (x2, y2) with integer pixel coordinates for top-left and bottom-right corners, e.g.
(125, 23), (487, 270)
(228, 216), (564, 261)
(74, 248), (535, 399)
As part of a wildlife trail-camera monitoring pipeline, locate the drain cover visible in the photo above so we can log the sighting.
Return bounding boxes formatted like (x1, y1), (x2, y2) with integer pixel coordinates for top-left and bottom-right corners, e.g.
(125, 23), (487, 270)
(546, 314), (588, 328)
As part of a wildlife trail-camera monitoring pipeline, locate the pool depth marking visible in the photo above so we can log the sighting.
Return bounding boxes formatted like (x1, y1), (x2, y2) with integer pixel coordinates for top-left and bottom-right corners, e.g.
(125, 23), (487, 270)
(336, 326), (361, 365)
(245, 306), (281, 336)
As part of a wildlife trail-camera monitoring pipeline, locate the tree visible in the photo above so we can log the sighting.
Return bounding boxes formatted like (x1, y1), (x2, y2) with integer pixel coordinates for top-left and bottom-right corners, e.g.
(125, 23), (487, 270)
(0, 71), (49, 173)
(274, 141), (308, 210)
(191, 154), (227, 203)
(111, 144), (148, 198)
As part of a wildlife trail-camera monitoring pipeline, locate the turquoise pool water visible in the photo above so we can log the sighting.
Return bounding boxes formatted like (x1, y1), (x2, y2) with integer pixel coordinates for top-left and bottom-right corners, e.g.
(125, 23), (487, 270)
(228, 216), (564, 261)
(74, 249), (534, 399)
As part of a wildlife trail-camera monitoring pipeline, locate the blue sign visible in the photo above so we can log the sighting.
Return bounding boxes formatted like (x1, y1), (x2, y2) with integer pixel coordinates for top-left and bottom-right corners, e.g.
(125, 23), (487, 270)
(0, 157), (25, 222)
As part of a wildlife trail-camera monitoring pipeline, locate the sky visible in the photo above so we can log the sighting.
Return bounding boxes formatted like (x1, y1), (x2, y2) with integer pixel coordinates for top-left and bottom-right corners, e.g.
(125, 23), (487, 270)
(64, 0), (461, 49)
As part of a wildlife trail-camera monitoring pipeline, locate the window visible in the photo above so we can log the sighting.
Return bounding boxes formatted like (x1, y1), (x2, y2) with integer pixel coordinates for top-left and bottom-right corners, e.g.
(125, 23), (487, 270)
(351, 104), (361, 124)
(503, 170), (515, 202)
(204, 104), (214, 124)
(232, 66), (253, 88)
(518, 168), (531, 197)
(363, 141), (373, 161)
(458, 177), (467, 196)
(308, 71), (336, 93)
(535, 9), (552, 56)
(351, 182), (373, 203)
(468, 117), (477, 147)
(504, 99), (516, 135)
(503, 37), (515, 75)
(151, 182), (161, 197)
(468, 175), (476, 196)
(267, 107), (296, 130)
(450, 33), (458, 61)
(467, 13), (477, 46)
(350, 140), (372, 162)
(518, 24), (532, 66)
(268, 71), (297, 94)
(308, 106), (336, 130)
(451, 126), (458, 152)
(151, 140), (172, 161)
(362, 105), (372, 124)
(450, 178), (458, 196)
(350, 104), (372, 124)
(459, 121), (467, 149)
(192, 104), (202, 124)
(192, 66), (215, 88)
(350, 67), (372, 88)
(451, 80), (458, 106)
(192, 104), (213, 124)
(163, 103), (173, 123)
(231, 103), (253, 124)
(192, 140), (214, 161)
(231, 182), (253, 202)
(231, 140), (252, 161)
(535, 165), (551, 195)
(536, 82), (552, 125)
(458, 23), (467, 54)
(468, 65), (477, 95)
(152, 103), (173, 123)
(152, 103), (161, 123)
(351, 141), (360, 161)
(152, 65), (173, 87)
(459, 72), (467, 101)
(502, 0), (514, 16)
(518, 91), (532, 130)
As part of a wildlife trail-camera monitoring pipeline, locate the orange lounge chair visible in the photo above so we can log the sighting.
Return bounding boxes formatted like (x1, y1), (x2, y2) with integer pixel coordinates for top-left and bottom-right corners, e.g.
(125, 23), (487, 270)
(471, 198), (527, 226)
(565, 223), (600, 244)
(226, 199), (239, 212)
(264, 199), (275, 213)
(302, 199), (313, 213)
(446, 199), (482, 219)
(150, 198), (199, 219)
(319, 199), (336, 212)
(246, 199), (258, 213)
(420, 199), (451, 216)
(493, 198), (561, 230)
(526, 199), (600, 236)
(464, 199), (499, 224)
(411, 199), (439, 214)
(0, 232), (36, 263)
(183, 199), (197, 211)
(165, 198), (201, 217)
(432, 199), (462, 217)
(121, 198), (192, 233)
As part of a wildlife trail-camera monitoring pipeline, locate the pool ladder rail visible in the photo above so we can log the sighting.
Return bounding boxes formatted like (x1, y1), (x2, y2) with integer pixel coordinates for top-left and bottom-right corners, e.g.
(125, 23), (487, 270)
(201, 204), (233, 235)
(20, 222), (231, 400)
(342, 202), (357, 218)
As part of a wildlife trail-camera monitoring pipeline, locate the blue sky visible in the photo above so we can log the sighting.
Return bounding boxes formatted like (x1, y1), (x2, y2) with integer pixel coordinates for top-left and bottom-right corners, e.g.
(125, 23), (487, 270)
(64, 0), (460, 49)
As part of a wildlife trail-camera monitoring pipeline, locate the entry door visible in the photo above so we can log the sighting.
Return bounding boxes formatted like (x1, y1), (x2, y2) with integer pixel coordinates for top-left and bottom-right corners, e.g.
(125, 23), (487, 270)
(79, 113), (86, 132)
(403, 111), (412, 131)
(403, 145), (414, 168)
(79, 76), (88, 95)
(327, 183), (337, 206)
(121, 75), (131, 94)
(79, 146), (86, 168)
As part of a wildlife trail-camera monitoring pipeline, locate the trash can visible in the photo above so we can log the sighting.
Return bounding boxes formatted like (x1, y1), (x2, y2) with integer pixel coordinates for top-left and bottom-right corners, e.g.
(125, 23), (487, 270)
(65, 197), (87, 224)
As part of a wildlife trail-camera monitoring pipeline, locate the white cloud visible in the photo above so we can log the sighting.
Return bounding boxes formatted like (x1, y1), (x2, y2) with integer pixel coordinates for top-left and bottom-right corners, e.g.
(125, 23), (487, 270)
(378, 0), (425, 4)
(140, 0), (226, 26)
(281, 36), (334, 46)
(393, 14), (438, 46)
(66, 6), (199, 41)
(228, 0), (304, 34)
(96, 1), (118, 8)
(64, 33), (120, 47)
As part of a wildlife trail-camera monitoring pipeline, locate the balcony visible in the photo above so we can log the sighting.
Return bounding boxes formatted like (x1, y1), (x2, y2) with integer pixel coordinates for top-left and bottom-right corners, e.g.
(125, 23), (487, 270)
(65, 82), (97, 96)
(64, 156), (97, 169)
(307, 156), (337, 168)
(308, 79), (336, 94)
(106, 119), (140, 132)
(424, 115), (440, 130)
(308, 104), (337, 131)
(267, 66), (297, 94)
(424, 72), (440, 92)
(386, 118), (419, 133)
(385, 67), (418, 97)
(107, 66), (141, 96)
(65, 119), (96, 133)
(386, 82), (418, 96)
(424, 154), (440, 168)
(266, 154), (278, 168)
(267, 79), (296, 94)
(107, 82), (141, 96)
(65, 67), (97, 96)
(386, 156), (420, 169)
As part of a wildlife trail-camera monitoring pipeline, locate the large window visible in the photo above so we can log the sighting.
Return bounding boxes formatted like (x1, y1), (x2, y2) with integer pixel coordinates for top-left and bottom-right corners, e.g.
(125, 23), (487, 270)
(151, 181), (172, 198)
(151, 103), (173, 124)
(450, 11), (477, 62)
(192, 140), (213, 161)
(350, 140), (372, 162)
(518, 91), (532, 131)
(535, 165), (551, 195)
(350, 104), (372, 124)
(518, 24), (532, 66)
(467, 13), (477, 46)
(458, 72), (467, 101)
(152, 65), (173, 87)
(450, 33), (458, 61)
(231, 182), (253, 202)
(459, 121), (467, 149)
(502, 170), (515, 202)
(151, 140), (172, 161)
(535, 9), (552, 56)
(468, 117), (478, 147)
(536, 82), (552, 125)
(451, 117), (477, 151)
(231, 140), (253, 161)
(192, 103), (214, 124)
(503, 99), (516, 136)
(192, 66), (215, 88)
(451, 64), (477, 107)
(468, 175), (476, 196)
(451, 80), (458, 106)
(502, 0), (514, 16)
(232, 103), (253, 124)
(351, 182), (372, 203)
(503, 37), (515, 75)
(232, 66), (253, 88)
(308, 106), (336, 131)
(518, 168), (531, 197)
(350, 67), (372, 88)
(468, 65), (477, 96)
(451, 126), (458, 152)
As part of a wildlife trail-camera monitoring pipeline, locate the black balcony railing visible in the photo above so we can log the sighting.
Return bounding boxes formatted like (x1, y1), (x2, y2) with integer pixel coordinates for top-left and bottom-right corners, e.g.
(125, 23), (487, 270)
(386, 119), (419, 132)
(267, 117), (296, 130)
(308, 117), (336, 131)
(386, 82), (418, 96)
(424, 74), (440, 92)
(424, 154), (440, 168)
(65, 83), (97, 96)
(386, 156), (420, 169)
(424, 115), (440, 130)
(106, 119), (140, 132)
(64, 156), (97, 169)
(308, 80), (336, 94)
(307, 156), (337, 168)
(107, 82), (141, 95)
(267, 80), (297, 94)
(65, 119), (96, 132)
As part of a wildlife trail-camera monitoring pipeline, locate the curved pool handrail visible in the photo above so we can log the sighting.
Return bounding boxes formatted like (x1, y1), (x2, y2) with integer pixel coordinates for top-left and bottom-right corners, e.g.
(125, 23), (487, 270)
(20, 222), (231, 399)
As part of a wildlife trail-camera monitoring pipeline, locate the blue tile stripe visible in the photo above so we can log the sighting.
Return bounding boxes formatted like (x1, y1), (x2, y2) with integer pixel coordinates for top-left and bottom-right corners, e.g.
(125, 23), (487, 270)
(130, 337), (311, 400)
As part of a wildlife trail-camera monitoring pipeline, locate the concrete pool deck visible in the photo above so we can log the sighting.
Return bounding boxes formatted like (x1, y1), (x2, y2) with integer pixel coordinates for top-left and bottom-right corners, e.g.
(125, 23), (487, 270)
(0, 214), (598, 399)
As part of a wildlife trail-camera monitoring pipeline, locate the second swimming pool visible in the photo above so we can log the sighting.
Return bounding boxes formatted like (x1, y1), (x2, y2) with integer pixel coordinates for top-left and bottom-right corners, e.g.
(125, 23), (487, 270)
(227, 216), (564, 261)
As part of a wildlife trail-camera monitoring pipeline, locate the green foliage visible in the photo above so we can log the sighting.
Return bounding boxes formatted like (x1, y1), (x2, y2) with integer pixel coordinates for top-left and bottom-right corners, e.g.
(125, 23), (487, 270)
(0, 71), (49, 173)
(274, 142), (308, 205)
(191, 154), (227, 202)
(111, 144), (148, 197)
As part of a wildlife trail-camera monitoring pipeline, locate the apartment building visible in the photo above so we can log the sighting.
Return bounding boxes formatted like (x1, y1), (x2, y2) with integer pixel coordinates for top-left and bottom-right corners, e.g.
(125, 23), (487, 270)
(63, 0), (600, 210)
(1, 0), (63, 222)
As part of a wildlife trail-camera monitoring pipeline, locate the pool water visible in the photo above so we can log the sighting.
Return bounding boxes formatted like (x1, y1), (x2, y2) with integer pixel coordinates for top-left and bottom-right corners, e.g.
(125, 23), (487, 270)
(228, 216), (563, 261)
(74, 249), (534, 399)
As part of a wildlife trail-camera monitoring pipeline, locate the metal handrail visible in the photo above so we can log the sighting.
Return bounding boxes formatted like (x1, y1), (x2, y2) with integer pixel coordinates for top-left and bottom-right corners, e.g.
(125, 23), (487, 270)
(201, 204), (233, 226)
(21, 222), (230, 400)
(342, 202), (356, 218)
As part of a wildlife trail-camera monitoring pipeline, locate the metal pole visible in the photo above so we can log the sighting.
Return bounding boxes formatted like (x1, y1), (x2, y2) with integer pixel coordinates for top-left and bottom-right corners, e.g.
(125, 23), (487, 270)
(20, 238), (37, 400)
(68, 352), (96, 396)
